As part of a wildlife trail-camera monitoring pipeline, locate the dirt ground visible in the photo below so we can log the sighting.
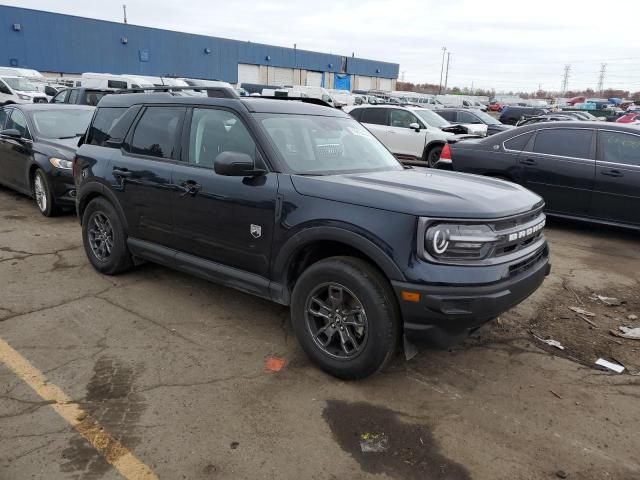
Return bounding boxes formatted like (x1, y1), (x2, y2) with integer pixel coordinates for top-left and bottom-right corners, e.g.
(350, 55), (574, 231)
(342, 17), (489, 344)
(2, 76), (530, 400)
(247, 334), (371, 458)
(0, 185), (639, 480)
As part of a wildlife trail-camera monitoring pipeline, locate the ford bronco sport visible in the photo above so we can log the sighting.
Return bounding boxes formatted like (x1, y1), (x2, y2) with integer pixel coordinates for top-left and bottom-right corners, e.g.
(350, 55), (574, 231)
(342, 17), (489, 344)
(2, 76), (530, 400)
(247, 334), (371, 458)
(74, 87), (550, 379)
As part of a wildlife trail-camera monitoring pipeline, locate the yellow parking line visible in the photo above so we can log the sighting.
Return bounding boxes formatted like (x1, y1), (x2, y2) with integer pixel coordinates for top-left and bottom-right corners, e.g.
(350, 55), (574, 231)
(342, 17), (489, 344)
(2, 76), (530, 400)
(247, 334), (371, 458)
(0, 337), (158, 480)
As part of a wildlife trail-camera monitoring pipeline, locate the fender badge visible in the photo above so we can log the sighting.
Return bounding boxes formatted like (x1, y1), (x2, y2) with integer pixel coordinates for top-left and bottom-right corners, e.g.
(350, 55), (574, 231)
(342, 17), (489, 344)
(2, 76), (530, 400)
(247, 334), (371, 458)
(250, 224), (262, 238)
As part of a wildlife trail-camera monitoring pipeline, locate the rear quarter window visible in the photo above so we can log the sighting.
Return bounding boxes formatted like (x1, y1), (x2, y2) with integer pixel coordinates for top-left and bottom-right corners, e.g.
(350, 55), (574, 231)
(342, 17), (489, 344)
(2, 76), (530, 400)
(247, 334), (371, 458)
(86, 107), (128, 147)
(504, 132), (533, 151)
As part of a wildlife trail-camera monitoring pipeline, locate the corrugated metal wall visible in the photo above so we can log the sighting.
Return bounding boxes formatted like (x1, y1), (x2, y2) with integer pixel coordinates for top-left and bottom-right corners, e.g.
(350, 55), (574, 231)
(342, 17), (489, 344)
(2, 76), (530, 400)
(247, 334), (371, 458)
(1, 6), (399, 84)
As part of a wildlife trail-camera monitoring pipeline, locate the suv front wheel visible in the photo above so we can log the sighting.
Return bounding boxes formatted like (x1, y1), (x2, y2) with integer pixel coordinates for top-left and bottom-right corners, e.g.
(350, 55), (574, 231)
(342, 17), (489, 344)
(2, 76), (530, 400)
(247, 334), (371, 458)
(291, 256), (399, 379)
(82, 197), (133, 275)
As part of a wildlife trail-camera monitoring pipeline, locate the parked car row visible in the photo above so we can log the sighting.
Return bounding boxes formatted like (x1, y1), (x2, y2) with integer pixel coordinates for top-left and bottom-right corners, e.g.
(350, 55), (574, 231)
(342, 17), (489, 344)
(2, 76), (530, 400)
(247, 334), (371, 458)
(0, 87), (551, 380)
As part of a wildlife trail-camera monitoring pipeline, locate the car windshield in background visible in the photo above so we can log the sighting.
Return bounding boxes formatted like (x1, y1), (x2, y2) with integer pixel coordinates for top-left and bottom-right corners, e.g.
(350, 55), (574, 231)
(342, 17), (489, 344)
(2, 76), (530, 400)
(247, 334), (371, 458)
(31, 109), (95, 139)
(413, 108), (450, 128)
(2, 77), (38, 92)
(474, 110), (501, 125)
(259, 114), (403, 175)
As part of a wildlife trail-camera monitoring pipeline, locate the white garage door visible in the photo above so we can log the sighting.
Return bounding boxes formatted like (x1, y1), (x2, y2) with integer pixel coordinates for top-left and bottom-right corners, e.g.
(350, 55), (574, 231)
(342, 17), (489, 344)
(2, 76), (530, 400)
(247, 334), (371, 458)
(238, 64), (260, 84)
(379, 78), (392, 91)
(306, 71), (323, 87)
(357, 76), (372, 91)
(269, 67), (294, 86)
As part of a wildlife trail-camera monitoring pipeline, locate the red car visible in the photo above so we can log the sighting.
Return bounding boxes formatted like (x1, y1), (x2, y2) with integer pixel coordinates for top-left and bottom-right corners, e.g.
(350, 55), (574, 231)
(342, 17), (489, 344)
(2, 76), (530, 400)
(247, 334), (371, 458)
(488, 102), (503, 112)
(616, 112), (640, 123)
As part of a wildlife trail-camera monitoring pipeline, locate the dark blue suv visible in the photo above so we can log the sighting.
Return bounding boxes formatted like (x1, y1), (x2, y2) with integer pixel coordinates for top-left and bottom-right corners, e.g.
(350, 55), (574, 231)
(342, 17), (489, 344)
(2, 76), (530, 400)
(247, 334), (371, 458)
(74, 88), (550, 379)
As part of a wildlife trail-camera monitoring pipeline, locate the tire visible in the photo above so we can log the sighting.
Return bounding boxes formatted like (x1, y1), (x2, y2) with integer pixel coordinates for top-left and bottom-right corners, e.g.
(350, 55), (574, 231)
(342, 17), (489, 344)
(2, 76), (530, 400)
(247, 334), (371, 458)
(82, 197), (133, 275)
(290, 256), (400, 380)
(32, 169), (60, 217)
(424, 144), (443, 168)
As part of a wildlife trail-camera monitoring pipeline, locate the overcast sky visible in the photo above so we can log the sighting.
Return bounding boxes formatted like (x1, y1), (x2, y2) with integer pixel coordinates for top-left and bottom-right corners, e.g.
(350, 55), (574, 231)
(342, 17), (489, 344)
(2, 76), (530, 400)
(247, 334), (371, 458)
(6, 0), (640, 92)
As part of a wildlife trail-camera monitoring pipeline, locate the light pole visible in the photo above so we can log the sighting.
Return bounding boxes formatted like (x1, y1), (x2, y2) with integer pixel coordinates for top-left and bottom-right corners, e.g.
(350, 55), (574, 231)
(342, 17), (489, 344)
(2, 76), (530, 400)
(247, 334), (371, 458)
(438, 47), (447, 95)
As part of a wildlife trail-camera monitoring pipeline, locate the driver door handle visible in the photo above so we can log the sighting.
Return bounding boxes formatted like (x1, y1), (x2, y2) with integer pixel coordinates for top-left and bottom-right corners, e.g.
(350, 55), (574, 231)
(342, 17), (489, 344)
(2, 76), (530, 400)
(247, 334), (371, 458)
(601, 169), (623, 177)
(520, 158), (537, 166)
(112, 168), (132, 178)
(179, 180), (202, 197)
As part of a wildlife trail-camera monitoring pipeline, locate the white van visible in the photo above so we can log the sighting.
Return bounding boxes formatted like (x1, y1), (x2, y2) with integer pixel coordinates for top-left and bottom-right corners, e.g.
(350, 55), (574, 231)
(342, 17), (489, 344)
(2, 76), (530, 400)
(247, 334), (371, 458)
(80, 72), (154, 90)
(0, 76), (48, 104)
(283, 86), (335, 107)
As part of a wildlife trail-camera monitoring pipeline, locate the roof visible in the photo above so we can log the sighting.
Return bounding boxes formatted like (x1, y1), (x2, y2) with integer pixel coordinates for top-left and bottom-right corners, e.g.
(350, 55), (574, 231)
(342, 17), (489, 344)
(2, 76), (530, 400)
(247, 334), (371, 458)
(97, 92), (347, 116)
(488, 121), (640, 141)
(6, 104), (95, 113)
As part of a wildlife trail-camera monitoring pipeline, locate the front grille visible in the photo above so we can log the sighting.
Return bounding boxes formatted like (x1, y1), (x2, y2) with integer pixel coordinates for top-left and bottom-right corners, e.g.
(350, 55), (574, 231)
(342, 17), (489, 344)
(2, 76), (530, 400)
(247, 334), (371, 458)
(509, 246), (547, 278)
(490, 207), (546, 259)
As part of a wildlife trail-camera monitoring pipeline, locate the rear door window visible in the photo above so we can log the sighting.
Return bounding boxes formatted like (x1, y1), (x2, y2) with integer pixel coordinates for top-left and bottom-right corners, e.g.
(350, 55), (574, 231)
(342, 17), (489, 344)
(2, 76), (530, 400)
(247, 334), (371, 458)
(599, 131), (640, 166)
(437, 110), (456, 122)
(504, 132), (534, 151)
(533, 128), (593, 159)
(361, 108), (388, 126)
(130, 107), (185, 159)
(67, 89), (80, 104)
(458, 111), (479, 123)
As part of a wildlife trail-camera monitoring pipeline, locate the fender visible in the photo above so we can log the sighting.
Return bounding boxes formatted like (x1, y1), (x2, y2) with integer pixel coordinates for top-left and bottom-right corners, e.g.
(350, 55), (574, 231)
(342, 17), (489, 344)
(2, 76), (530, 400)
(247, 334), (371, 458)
(77, 180), (130, 234)
(272, 226), (406, 288)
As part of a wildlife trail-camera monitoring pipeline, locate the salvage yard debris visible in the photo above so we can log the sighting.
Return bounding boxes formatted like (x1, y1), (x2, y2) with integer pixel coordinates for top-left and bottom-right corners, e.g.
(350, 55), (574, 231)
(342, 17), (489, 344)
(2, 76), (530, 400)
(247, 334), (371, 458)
(359, 432), (389, 453)
(265, 356), (286, 372)
(569, 307), (595, 317)
(595, 358), (625, 373)
(534, 335), (565, 350)
(592, 295), (624, 307)
(610, 326), (640, 340)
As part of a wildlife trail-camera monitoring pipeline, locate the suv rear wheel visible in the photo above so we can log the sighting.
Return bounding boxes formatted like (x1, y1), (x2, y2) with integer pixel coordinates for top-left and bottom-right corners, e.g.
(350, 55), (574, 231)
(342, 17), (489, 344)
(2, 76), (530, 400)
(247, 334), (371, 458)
(82, 197), (133, 275)
(291, 256), (399, 379)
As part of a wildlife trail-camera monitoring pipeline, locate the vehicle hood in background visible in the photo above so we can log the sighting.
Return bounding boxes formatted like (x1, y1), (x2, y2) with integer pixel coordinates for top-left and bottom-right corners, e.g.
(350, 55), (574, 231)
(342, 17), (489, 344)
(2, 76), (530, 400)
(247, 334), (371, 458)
(291, 168), (542, 219)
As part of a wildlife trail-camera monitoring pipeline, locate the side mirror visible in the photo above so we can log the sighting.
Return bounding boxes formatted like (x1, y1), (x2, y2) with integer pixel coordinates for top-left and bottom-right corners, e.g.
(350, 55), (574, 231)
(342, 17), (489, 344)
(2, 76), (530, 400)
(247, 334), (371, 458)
(214, 151), (265, 177)
(44, 86), (57, 96)
(409, 122), (421, 132)
(0, 129), (22, 140)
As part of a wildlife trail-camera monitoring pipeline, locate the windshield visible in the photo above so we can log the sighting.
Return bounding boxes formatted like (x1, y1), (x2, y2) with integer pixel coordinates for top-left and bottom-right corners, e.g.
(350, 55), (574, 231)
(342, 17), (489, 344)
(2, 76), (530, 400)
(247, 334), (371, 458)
(473, 110), (501, 125)
(2, 77), (38, 92)
(413, 109), (450, 128)
(31, 109), (95, 139)
(259, 114), (402, 174)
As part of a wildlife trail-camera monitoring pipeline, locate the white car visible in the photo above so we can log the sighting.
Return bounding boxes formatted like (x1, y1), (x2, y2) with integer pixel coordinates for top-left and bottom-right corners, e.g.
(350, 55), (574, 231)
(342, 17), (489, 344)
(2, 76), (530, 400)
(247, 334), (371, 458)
(344, 104), (454, 166)
(0, 76), (48, 104)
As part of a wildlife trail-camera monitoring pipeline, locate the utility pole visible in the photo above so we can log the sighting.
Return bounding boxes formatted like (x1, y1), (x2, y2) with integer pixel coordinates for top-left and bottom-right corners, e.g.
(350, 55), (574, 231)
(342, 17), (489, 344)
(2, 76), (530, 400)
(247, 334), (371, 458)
(597, 63), (607, 95)
(443, 52), (451, 93)
(438, 47), (447, 95)
(401, 70), (406, 82)
(471, 81), (474, 94)
(122, 4), (127, 24)
(561, 64), (571, 95)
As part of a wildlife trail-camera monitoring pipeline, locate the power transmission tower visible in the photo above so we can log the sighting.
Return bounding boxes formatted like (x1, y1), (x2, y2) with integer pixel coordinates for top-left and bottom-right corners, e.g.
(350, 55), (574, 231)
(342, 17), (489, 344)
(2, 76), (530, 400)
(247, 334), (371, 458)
(597, 63), (607, 95)
(438, 47), (447, 94)
(444, 52), (451, 93)
(401, 70), (406, 82)
(561, 64), (571, 95)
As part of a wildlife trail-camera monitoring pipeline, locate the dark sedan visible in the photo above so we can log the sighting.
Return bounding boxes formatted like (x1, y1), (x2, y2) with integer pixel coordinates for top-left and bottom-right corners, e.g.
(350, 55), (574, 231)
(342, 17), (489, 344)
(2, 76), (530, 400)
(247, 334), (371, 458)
(0, 104), (94, 216)
(436, 122), (640, 229)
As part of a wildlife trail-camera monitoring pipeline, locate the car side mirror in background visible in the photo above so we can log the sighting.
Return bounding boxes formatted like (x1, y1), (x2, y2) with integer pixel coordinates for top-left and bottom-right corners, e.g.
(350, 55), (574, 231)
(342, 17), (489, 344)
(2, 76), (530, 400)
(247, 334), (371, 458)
(214, 151), (265, 177)
(0, 129), (23, 140)
(409, 122), (421, 132)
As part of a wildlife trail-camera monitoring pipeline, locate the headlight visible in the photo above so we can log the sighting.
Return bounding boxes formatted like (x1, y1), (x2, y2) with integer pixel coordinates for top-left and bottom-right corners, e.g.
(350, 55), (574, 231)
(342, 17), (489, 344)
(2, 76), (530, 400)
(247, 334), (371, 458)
(18, 94), (30, 100)
(425, 223), (498, 260)
(49, 157), (73, 170)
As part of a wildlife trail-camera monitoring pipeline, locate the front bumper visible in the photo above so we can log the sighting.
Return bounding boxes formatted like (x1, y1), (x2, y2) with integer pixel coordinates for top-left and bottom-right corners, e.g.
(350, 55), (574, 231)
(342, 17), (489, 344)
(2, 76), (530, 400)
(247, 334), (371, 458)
(49, 170), (76, 206)
(393, 246), (550, 345)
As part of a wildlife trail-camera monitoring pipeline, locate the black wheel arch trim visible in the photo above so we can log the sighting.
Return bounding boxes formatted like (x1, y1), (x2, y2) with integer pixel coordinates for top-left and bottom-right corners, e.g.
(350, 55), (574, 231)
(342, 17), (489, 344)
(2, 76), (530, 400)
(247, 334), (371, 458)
(271, 226), (406, 304)
(77, 181), (130, 234)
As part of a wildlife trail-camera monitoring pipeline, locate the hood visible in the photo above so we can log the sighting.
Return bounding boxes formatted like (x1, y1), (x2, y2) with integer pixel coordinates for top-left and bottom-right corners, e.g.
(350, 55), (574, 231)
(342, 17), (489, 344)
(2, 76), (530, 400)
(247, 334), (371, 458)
(290, 168), (542, 219)
(36, 137), (80, 159)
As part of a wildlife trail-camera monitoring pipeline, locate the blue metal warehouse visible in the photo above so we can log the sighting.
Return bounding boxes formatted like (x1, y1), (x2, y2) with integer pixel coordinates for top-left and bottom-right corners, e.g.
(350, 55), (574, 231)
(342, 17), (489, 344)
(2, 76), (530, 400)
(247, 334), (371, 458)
(0, 5), (399, 91)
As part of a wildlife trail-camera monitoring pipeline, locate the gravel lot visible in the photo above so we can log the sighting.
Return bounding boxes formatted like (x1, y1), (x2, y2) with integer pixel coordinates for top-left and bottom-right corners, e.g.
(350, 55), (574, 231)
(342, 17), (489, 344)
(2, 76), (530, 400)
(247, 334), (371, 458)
(1, 185), (639, 480)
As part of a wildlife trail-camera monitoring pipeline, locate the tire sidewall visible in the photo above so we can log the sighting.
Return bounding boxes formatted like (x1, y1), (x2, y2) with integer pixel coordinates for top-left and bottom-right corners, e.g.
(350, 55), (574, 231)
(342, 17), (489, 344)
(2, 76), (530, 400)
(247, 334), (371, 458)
(82, 197), (131, 275)
(291, 258), (398, 379)
(426, 145), (443, 167)
(33, 169), (54, 217)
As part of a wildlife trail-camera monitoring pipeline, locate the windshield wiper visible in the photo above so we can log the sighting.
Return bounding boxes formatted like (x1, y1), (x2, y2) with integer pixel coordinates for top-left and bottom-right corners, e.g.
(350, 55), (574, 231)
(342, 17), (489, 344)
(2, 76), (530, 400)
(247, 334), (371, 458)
(57, 133), (85, 139)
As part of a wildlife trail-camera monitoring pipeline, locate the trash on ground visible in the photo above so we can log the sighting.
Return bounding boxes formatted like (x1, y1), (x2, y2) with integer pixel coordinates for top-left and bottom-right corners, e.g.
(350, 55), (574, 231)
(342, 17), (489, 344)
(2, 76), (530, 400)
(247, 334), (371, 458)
(534, 335), (565, 350)
(556, 470), (568, 479)
(628, 314), (638, 321)
(569, 307), (595, 317)
(550, 389), (563, 399)
(577, 314), (597, 328)
(610, 326), (640, 340)
(265, 356), (286, 372)
(595, 358), (625, 373)
(359, 432), (389, 453)
(592, 295), (623, 307)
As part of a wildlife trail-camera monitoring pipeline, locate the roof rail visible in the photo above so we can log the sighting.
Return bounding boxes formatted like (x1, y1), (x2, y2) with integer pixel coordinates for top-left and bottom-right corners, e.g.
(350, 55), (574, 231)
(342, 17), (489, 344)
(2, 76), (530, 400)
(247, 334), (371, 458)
(254, 96), (333, 108)
(114, 86), (239, 99)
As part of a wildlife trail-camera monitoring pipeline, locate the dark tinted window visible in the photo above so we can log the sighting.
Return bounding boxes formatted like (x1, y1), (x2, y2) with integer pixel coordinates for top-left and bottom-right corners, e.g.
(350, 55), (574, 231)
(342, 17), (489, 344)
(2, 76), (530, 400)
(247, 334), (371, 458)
(107, 80), (127, 89)
(85, 91), (108, 107)
(188, 108), (255, 166)
(130, 107), (185, 159)
(458, 111), (480, 123)
(504, 132), (533, 151)
(389, 109), (417, 128)
(533, 128), (592, 158)
(348, 108), (363, 121)
(0, 108), (8, 130)
(6, 110), (30, 139)
(599, 131), (640, 166)
(437, 110), (456, 121)
(361, 108), (388, 126)
(52, 90), (69, 103)
(67, 89), (80, 104)
(87, 107), (127, 146)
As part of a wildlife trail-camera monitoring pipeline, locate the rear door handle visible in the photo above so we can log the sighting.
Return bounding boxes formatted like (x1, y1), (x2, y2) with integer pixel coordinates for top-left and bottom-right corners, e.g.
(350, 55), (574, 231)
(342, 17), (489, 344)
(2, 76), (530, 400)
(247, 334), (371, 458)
(112, 168), (132, 178)
(520, 158), (537, 166)
(601, 169), (623, 178)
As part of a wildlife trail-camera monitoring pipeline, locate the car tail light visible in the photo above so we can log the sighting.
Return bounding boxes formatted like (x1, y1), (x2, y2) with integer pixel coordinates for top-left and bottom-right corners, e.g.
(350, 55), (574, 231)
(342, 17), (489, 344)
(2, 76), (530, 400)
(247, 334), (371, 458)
(440, 143), (452, 161)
